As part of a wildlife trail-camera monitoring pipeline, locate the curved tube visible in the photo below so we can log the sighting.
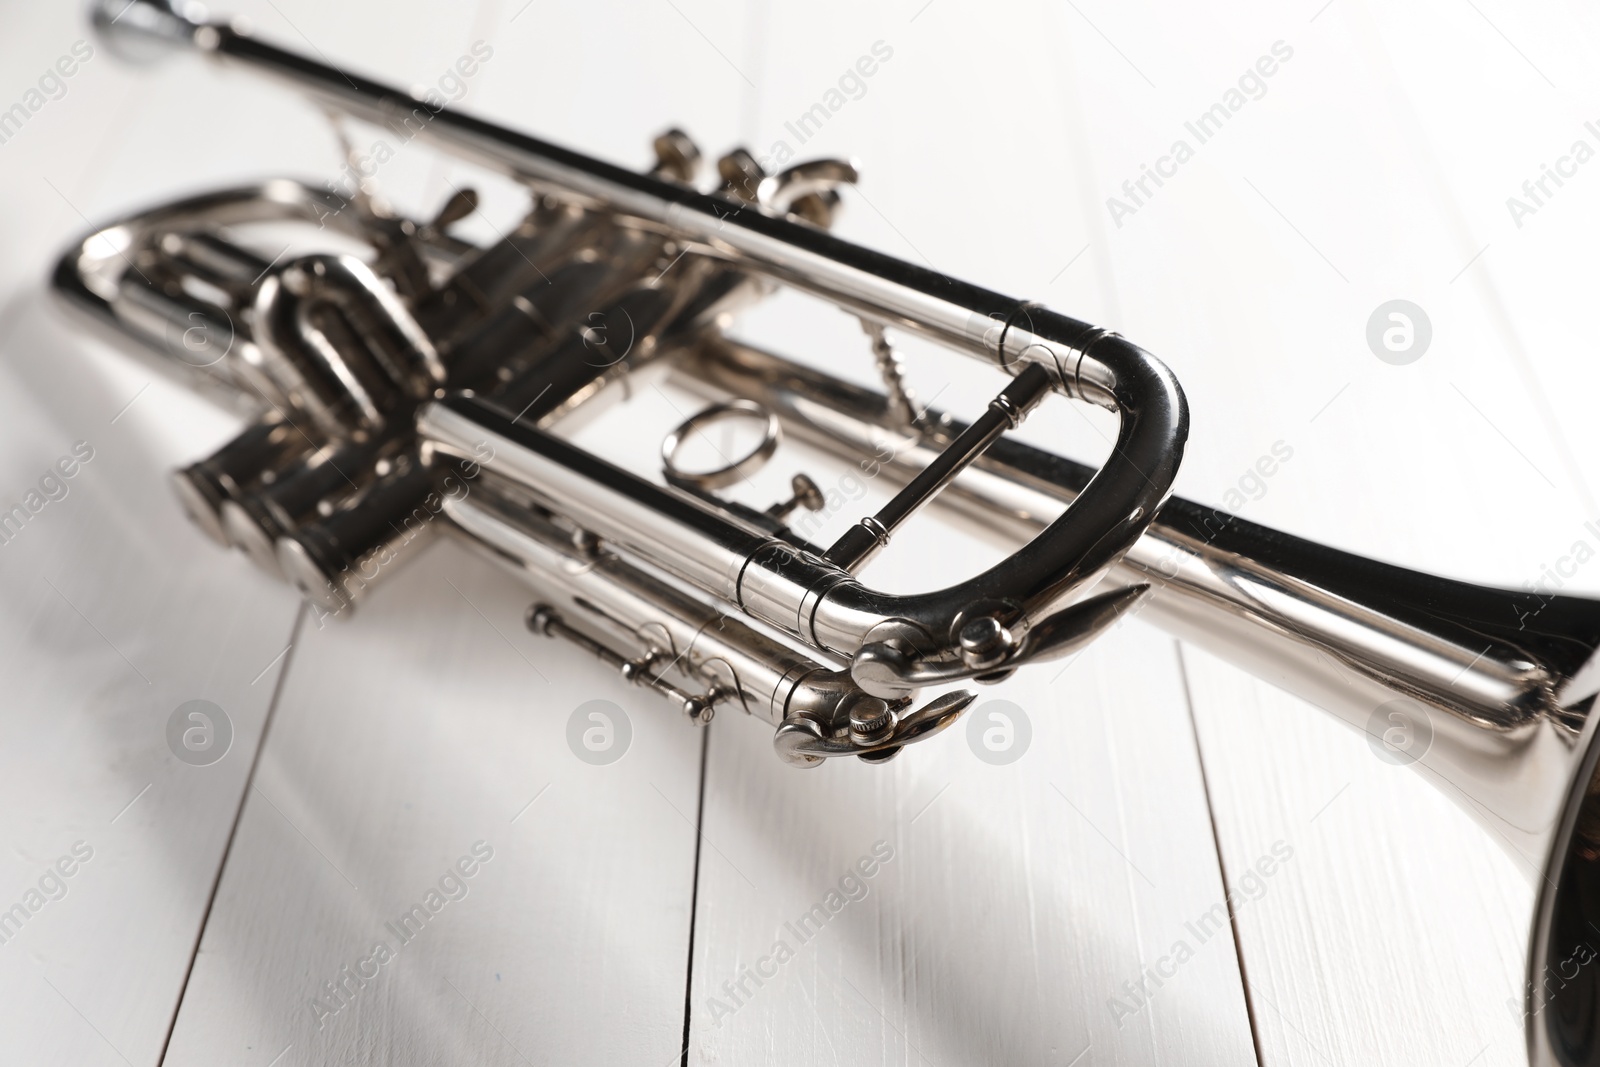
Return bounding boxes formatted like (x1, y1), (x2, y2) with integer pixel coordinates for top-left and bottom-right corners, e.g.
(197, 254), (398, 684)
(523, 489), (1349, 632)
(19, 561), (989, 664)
(51, 180), (365, 400)
(253, 253), (444, 439)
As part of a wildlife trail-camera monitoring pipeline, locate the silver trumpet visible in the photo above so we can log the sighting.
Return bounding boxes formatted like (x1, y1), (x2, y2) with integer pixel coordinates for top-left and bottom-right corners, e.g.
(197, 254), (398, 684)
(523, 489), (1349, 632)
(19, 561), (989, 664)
(56, 3), (1600, 1062)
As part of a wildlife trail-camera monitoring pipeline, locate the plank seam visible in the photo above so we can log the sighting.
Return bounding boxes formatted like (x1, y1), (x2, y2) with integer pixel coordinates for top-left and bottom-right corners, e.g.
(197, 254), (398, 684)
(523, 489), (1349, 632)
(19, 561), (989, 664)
(156, 603), (309, 1066)
(678, 722), (711, 1067)
(1174, 639), (1265, 1067)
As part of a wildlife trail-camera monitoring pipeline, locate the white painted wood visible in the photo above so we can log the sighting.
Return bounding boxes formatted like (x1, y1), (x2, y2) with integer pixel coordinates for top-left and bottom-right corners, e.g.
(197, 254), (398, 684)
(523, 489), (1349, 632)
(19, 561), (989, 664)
(161, 537), (709, 1066)
(688, 624), (1258, 1066)
(0, 8), (315, 1066)
(1056, 0), (1591, 1063)
(1181, 648), (1532, 1067)
(0, 27), (307, 1067)
(0, 311), (302, 1067)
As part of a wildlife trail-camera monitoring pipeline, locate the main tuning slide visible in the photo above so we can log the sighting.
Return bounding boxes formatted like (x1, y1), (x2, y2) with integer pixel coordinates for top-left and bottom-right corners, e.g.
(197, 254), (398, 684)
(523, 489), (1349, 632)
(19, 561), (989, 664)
(56, 4), (1600, 1062)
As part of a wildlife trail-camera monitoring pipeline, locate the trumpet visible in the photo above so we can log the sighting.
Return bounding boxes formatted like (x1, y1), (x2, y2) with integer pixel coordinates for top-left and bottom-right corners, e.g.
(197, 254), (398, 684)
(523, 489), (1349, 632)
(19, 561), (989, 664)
(59, 3), (1600, 1063)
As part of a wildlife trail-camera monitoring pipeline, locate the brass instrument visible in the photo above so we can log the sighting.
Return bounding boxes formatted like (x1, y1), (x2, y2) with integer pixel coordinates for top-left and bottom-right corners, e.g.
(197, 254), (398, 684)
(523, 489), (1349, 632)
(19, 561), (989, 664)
(58, 4), (1600, 1062)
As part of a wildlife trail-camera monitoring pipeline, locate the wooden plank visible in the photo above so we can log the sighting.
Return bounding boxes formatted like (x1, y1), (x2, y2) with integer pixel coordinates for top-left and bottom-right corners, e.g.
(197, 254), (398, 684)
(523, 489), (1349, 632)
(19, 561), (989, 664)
(688, 624), (1258, 1066)
(161, 537), (708, 1066)
(1058, 0), (1576, 1063)
(0, 317), (302, 1066)
(1181, 649), (1532, 1067)
(0, 7), (310, 1065)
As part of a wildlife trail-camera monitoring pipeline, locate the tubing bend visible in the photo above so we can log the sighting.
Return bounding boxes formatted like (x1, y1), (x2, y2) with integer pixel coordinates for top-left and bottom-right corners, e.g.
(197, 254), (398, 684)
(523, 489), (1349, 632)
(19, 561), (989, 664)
(807, 328), (1187, 663)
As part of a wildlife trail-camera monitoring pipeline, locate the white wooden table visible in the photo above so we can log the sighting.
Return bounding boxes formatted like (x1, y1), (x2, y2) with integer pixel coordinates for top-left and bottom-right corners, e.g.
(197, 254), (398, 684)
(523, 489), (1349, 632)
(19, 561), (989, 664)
(2, 1), (1592, 1063)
